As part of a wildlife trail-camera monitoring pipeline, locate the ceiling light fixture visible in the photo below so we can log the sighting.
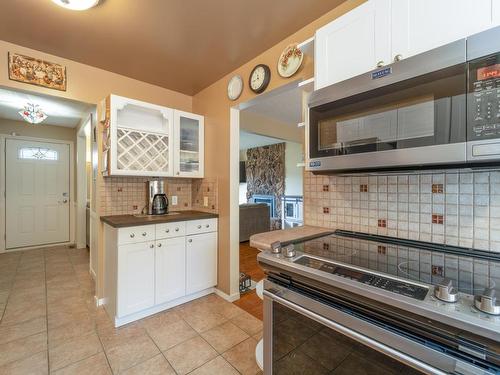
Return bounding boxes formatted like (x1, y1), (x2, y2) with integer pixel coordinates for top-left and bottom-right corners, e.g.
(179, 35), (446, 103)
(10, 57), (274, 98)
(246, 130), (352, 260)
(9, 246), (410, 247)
(19, 103), (48, 124)
(51, 0), (100, 11)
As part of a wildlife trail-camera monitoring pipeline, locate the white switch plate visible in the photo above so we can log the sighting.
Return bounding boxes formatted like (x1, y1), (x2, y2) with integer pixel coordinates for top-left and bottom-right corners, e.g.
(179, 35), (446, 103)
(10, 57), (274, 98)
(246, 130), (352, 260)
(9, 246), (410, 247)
(172, 196), (178, 205)
(203, 196), (209, 207)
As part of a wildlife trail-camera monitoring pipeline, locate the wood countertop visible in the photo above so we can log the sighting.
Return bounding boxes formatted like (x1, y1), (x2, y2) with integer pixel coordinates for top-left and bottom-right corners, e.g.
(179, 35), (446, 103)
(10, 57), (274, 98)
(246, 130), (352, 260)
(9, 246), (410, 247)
(101, 210), (218, 228)
(250, 225), (334, 250)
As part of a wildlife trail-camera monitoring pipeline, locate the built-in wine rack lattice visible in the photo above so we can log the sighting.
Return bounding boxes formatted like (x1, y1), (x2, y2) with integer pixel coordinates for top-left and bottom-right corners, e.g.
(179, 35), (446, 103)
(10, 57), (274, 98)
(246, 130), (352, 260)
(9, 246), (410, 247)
(116, 127), (169, 172)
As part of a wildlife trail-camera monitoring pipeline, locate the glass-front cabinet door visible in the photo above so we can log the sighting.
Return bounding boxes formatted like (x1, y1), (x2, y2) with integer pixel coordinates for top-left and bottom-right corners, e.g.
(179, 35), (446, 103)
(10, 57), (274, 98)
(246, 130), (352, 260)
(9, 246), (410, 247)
(173, 110), (204, 178)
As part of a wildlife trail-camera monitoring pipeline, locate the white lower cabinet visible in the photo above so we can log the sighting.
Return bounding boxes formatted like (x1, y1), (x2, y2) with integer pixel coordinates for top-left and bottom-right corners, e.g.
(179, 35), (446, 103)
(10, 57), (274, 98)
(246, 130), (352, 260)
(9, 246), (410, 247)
(155, 237), (186, 304)
(117, 241), (155, 317)
(104, 218), (218, 326)
(186, 232), (218, 295)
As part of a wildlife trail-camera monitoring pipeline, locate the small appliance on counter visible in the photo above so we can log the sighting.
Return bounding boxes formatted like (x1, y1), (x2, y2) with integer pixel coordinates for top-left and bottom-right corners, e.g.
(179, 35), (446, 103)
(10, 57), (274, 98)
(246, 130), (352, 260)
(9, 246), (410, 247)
(147, 180), (168, 215)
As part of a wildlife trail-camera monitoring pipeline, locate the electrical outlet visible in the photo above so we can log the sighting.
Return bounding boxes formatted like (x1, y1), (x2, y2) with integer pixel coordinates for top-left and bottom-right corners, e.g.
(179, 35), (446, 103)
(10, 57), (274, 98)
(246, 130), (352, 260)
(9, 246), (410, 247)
(172, 196), (178, 205)
(203, 196), (209, 207)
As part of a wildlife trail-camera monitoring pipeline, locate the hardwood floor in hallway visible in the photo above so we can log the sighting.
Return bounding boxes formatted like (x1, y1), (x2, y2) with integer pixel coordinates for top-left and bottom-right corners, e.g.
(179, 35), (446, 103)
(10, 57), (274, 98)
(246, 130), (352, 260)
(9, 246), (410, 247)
(0, 246), (262, 374)
(233, 242), (264, 321)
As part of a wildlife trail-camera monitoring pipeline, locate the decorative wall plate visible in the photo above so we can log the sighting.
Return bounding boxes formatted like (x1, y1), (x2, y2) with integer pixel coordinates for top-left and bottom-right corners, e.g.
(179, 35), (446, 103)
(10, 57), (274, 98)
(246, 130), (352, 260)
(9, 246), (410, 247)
(277, 43), (303, 78)
(227, 74), (243, 101)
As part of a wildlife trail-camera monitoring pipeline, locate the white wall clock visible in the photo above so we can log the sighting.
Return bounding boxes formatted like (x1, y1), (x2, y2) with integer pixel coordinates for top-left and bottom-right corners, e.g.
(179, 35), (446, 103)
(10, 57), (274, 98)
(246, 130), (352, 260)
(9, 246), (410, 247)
(227, 75), (243, 101)
(249, 64), (271, 94)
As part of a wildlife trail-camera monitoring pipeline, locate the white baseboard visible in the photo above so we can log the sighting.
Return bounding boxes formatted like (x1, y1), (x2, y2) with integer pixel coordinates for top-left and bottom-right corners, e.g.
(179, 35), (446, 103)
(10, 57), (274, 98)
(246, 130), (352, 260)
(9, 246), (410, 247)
(94, 296), (106, 307)
(215, 288), (240, 302)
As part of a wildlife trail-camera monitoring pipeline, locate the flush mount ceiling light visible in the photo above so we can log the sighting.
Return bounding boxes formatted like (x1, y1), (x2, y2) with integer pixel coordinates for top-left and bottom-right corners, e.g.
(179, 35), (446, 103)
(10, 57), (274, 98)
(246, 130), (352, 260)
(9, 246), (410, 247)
(51, 0), (100, 11)
(19, 103), (48, 124)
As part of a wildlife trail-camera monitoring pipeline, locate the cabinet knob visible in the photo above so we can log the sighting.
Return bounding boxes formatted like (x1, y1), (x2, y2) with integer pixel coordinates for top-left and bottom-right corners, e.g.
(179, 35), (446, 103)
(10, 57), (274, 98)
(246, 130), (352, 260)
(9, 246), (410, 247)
(150, 244), (154, 248)
(142, 232), (147, 236)
(175, 228), (179, 232)
(188, 239), (193, 243)
(394, 54), (403, 62)
(197, 225), (202, 229)
(176, 172), (180, 175)
(205, 224), (210, 228)
(166, 229), (170, 233)
(158, 243), (162, 247)
(130, 233), (135, 238)
(376, 61), (384, 68)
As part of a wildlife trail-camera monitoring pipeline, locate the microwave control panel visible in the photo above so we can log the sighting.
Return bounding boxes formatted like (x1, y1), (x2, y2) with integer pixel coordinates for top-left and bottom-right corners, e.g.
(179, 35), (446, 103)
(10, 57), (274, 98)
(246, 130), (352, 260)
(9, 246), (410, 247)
(469, 54), (500, 141)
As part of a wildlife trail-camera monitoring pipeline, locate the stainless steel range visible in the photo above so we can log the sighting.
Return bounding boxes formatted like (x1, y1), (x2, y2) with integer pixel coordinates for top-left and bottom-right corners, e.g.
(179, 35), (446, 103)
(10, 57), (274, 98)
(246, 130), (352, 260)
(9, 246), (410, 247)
(258, 230), (500, 374)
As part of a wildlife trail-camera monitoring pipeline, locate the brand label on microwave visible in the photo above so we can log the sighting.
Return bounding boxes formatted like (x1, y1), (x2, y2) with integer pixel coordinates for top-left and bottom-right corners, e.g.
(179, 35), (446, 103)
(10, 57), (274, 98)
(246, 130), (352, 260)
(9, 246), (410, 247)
(309, 161), (321, 167)
(372, 67), (392, 80)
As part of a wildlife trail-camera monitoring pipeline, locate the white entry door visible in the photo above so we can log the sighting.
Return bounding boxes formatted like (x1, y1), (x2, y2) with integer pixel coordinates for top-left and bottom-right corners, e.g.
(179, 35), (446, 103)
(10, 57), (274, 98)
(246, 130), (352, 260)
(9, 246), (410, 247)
(6, 139), (70, 249)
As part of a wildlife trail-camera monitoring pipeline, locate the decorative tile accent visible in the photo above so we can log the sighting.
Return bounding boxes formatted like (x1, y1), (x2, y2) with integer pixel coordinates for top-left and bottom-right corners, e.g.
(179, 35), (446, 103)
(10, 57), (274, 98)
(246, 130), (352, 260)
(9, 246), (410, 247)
(323, 207), (330, 214)
(322, 185), (329, 192)
(432, 184), (444, 193)
(303, 169), (500, 252)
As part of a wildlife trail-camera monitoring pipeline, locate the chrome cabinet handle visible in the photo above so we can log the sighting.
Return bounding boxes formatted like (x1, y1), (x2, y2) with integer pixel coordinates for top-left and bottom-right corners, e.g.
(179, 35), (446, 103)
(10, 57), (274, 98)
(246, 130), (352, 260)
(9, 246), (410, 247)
(157, 243), (162, 247)
(130, 233), (135, 238)
(376, 61), (384, 67)
(394, 54), (403, 62)
(175, 228), (179, 232)
(197, 225), (202, 229)
(142, 232), (147, 236)
(188, 239), (192, 243)
(149, 244), (154, 248)
(166, 229), (170, 233)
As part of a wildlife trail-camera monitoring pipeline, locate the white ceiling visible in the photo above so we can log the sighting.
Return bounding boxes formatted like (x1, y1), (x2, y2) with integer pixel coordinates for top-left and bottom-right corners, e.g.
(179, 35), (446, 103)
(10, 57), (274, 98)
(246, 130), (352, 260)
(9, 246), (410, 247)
(244, 86), (303, 125)
(239, 130), (283, 150)
(0, 87), (94, 127)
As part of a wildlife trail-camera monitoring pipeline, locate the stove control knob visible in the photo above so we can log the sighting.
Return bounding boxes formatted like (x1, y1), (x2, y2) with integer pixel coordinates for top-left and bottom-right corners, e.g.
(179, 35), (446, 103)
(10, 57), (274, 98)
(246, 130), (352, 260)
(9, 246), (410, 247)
(474, 287), (500, 315)
(434, 278), (459, 303)
(270, 241), (281, 254)
(282, 244), (296, 258)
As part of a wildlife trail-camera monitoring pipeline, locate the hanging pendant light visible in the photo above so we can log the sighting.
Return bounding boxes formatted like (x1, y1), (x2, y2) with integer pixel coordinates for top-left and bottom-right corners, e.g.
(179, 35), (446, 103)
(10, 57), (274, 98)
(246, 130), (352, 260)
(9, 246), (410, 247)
(18, 103), (48, 124)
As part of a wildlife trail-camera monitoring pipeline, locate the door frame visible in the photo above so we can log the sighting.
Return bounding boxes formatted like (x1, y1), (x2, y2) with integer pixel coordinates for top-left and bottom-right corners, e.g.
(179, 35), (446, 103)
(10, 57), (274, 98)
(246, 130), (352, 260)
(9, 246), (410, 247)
(0, 135), (75, 253)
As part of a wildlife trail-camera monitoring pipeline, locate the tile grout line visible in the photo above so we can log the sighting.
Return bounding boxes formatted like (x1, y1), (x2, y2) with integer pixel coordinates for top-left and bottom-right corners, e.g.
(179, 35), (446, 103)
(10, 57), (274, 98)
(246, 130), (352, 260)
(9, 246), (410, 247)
(0, 252), (22, 322)
(44, 248), (50, 375)
(141, 323), (180, 375)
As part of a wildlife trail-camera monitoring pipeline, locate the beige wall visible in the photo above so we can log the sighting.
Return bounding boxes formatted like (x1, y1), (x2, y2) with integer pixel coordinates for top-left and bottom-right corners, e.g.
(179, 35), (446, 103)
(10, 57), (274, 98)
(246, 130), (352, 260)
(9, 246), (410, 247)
(240, 111), (302, 143)
(193, 0), (364, 294)
(0, 118), (76, 141)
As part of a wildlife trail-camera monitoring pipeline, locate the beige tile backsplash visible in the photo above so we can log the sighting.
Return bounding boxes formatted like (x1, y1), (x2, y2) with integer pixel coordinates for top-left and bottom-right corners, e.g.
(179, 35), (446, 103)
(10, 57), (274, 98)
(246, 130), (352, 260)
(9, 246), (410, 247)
(100, 177), (218, 216)
(304, 170), (500, 253)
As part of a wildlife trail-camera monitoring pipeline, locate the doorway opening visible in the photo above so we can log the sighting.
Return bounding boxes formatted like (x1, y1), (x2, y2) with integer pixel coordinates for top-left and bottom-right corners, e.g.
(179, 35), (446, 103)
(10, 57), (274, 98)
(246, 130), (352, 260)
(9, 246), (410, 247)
(0, 86), (95, 256)
(232, 80), (311, 319)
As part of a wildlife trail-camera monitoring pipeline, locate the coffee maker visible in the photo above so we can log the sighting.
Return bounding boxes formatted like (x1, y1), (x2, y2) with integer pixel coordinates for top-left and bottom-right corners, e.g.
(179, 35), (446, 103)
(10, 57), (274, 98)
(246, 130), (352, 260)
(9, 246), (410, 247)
(147, 180), (169, 215)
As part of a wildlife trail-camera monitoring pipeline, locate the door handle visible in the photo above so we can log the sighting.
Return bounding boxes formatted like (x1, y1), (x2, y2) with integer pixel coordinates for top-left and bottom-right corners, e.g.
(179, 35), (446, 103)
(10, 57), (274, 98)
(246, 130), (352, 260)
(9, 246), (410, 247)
(188, 239), (192, 243)
(62, 199), (68, 203)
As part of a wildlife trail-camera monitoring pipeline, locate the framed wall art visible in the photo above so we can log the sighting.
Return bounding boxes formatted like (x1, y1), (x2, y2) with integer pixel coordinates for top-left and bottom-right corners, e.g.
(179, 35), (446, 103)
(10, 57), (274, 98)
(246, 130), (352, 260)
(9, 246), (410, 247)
(8, 52), (67, 91)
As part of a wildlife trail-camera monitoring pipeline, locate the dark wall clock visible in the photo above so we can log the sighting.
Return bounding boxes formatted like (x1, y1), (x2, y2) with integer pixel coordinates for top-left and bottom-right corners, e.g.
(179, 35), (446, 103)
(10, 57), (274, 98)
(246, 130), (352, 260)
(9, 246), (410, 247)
(249, 64), (271, 94)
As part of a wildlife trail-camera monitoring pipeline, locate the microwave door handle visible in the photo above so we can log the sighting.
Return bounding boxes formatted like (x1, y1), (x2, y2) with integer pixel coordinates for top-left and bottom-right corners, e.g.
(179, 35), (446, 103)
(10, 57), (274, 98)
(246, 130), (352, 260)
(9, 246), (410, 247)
(264, 289), (449, 375)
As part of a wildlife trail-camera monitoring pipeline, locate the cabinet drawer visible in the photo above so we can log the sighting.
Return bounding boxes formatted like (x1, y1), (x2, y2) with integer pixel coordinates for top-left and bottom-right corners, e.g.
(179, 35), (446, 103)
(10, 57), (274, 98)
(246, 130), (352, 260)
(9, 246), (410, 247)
(118, 225), (155, 245)
(186, 218), (217, 235)
(155, 222), (186, 239)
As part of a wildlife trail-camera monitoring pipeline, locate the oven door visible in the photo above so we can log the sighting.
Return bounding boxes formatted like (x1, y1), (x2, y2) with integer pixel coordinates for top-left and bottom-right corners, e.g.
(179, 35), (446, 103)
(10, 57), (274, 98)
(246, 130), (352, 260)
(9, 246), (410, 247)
(307, 39), (467, 172)
(263, 280), (497, 375)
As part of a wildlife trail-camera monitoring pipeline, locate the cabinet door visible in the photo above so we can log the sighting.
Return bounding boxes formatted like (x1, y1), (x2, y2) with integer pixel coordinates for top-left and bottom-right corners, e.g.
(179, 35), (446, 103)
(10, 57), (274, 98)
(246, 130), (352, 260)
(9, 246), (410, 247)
(155, 238), (186, 304)
(117, 241), (155, 317)
(173, 110), (205, 178)
(109, 94), (174, 177)
(315, 0), (391, 90)
(392, 0), (497, 62)
(186, 232), (217, 294)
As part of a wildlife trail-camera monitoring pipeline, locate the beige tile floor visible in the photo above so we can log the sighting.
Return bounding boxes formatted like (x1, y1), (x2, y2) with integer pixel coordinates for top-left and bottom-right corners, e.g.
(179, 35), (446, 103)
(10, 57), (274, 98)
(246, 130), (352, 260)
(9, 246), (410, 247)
(0, 246), (263, 374)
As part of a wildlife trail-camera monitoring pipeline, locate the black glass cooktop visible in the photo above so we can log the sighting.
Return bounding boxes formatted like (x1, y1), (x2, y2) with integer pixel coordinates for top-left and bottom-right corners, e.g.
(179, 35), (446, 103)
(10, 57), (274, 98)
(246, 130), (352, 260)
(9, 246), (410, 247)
(291, 230), (500, 296)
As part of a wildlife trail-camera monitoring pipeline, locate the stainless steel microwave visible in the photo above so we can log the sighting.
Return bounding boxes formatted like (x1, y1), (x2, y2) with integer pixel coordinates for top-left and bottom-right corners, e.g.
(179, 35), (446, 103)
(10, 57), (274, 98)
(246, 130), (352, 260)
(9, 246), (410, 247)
(307, 26), (500, 172)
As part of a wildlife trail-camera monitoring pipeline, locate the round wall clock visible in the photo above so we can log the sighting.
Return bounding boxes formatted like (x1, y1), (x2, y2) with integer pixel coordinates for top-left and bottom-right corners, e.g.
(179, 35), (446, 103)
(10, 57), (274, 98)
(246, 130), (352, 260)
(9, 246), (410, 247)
(249, 64), (271, 94)
(227, 74), (243, 101)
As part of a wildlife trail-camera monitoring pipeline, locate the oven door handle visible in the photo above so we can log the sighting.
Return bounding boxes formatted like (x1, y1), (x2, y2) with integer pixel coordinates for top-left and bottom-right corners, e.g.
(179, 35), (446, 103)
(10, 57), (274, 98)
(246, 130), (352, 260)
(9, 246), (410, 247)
(264, 288), (474, 375)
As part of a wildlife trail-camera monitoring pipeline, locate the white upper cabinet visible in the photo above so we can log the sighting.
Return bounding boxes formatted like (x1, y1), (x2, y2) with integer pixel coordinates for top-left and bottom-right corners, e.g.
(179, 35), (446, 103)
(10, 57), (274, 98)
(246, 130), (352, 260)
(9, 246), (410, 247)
(173, 110), (204, 178)
(104, 95), (205, 178)
(315, 0), (391, 90)
(315, 0), (500, 90)
(392, 0), (499, 62)
(108, 94), (174, 177)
